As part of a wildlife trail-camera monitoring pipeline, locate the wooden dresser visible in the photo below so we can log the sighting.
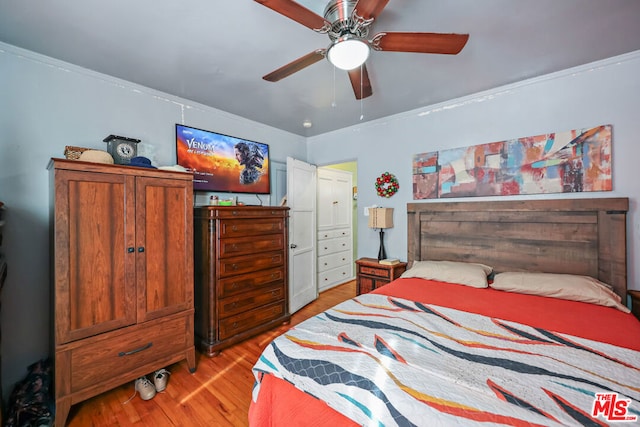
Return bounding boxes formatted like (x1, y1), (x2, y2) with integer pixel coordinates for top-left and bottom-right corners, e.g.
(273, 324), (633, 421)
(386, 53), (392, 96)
(49, 159), (196, 426)
(194, 206), (290, 356)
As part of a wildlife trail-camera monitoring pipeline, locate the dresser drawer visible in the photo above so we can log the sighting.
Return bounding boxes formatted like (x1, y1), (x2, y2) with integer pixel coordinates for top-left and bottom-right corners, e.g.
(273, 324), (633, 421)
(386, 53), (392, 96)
(318, 236), (351, 256)
(218, 284), (284, 319)
(218, 267), (285, 298)
(219, 301), (286, 340)
(219, 234), (285, 258)
(318, 252), (351, 273)
(219, 218), (284, 238)
(218, 251), (284, 278)
(216, 208), (287, 219)
(69, 315), (189, 393)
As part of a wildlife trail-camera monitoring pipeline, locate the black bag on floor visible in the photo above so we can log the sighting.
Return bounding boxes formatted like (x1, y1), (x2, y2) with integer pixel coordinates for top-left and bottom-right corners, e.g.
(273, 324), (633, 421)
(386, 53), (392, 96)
(4, 358), (53, 427)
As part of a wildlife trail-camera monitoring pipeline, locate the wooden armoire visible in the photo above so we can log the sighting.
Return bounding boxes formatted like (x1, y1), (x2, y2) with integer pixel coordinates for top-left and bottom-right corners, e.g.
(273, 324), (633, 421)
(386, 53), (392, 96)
(193, 206), (290, 356)
(49, 159), (196, 426)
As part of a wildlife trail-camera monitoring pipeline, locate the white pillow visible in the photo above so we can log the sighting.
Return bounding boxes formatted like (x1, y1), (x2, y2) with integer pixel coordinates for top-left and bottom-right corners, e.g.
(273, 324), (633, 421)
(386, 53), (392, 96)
(491, 272), (630, 313)
(400, 260), (493, 288)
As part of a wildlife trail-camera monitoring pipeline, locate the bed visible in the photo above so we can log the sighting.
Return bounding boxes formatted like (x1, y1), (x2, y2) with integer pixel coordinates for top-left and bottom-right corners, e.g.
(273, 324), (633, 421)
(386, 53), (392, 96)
(249, 198), (640, 426)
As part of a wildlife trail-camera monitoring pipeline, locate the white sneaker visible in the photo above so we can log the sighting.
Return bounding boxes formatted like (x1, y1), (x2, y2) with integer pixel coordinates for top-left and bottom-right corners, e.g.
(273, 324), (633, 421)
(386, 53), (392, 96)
(153, 368), (170, 392)
(135, 376), (156, 400)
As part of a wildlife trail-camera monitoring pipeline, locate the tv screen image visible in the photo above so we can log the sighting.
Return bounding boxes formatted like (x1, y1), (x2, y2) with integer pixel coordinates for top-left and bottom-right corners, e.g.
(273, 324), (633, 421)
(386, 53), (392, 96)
(176, 124), (270, 194)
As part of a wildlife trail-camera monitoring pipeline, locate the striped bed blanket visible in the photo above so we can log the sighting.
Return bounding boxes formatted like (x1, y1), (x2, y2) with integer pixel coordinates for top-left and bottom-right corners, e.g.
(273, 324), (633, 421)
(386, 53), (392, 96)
(252, 294), (640, 426)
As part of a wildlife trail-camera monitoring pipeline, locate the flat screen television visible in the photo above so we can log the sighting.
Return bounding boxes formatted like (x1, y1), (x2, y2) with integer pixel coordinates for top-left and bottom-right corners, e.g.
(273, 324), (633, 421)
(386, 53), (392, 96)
(176, 124), (271, 194)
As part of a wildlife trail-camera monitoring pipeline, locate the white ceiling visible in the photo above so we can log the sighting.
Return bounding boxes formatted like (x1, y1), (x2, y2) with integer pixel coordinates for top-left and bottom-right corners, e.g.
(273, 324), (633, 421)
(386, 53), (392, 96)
(1, 0), (640, 137)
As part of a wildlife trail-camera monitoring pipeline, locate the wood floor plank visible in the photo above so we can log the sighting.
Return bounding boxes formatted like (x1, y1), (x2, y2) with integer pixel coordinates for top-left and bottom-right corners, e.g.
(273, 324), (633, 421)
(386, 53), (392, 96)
(66, 280), (356, 426)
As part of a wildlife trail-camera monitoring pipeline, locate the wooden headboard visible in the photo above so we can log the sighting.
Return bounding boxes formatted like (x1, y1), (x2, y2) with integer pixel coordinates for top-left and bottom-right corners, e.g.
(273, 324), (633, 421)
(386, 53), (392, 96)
(407, 198), (629, 299)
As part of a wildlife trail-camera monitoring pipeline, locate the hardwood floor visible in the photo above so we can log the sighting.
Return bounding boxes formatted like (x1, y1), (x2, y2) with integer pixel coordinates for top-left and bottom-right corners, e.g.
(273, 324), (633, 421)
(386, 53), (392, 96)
(66, 280), (356, 426)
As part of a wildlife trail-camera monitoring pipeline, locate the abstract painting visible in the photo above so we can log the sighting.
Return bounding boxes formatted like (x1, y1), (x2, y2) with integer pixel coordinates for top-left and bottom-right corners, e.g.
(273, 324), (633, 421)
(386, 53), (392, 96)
(412, 124), (612, 199)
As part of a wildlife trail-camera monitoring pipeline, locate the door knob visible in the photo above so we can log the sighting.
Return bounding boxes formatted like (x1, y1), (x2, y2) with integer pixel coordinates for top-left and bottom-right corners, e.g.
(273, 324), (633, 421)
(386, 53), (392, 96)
(290, 243), (297, 249)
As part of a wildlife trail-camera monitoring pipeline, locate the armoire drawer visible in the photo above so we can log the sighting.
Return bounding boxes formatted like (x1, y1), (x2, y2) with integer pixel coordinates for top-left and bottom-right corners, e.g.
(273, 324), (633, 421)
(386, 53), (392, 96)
(219, 234), (284, 258)
(217, 267), (285, 298)
(70, 315), (189, 392)
(318, 252), (350, 273)
(219, 218), (285, 238)
(219, 301), (286, 340)
(218, 251), (284, 278)
(218, 284), (284, 318)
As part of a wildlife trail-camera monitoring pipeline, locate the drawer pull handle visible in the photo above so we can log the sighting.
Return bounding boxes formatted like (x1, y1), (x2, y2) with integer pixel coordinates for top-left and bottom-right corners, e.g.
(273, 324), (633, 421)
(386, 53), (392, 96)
(230, 302), (238, 309)
(232, 322), (238, 329)
(127, 247), (135, 253)
(232, 225), (238, 231)
(232, 211), (238, 215)
(231, 282), (238, 289)
(138, 247), (145, 252)
(231, 264), (238, 270)
(272, 290), (279, 296)
(118, 342), (153, 357)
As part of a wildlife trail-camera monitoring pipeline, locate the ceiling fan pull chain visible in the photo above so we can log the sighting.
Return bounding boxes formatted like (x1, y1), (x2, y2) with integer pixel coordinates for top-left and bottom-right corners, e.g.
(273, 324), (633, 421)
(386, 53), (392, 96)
(360, 64), (364, 120)
(332, 65), (337, 107)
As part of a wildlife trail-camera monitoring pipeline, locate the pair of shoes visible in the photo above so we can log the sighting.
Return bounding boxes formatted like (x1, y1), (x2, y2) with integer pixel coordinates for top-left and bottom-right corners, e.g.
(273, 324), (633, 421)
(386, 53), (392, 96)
(153, 368), (170, 392)
(134, 376), (156, 401)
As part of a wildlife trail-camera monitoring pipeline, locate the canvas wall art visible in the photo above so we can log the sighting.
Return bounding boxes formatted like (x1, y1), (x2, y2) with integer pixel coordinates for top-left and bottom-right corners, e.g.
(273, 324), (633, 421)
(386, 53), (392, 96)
(412, 124), (612, 199)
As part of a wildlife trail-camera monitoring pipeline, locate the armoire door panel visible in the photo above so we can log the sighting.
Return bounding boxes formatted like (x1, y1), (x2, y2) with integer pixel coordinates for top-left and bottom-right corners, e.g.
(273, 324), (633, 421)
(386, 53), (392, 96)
(136, 177), (193, 322)
(55, 170), (137, 344)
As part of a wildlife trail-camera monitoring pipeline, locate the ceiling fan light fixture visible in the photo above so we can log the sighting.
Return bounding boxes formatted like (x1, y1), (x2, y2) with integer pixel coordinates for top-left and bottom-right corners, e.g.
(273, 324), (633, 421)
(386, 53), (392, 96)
(327, 36), (370, 70)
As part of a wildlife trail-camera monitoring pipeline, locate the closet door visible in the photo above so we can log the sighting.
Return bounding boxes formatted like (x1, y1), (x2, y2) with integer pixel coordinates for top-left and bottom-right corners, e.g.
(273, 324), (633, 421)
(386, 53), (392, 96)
(332, 172), (352, 228)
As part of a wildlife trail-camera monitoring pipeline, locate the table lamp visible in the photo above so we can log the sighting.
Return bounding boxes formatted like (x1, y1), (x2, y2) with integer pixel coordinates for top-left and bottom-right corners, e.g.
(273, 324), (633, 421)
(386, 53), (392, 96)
(368, 207), (394, 261)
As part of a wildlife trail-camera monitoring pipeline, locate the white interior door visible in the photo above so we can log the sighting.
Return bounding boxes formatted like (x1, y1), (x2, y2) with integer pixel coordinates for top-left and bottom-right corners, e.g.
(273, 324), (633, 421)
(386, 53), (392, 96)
(287, 157), (318, 313)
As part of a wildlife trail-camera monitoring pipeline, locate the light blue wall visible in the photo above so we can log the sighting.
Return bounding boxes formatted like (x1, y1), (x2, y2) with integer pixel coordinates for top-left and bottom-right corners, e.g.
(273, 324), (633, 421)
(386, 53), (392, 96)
(0, 42), (306, 397)
(308, 51), (640, 294)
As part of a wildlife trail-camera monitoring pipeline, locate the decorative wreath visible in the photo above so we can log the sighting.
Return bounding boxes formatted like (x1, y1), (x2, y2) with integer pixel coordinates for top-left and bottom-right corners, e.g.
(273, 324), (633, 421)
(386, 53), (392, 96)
(375, 172), (399, 198)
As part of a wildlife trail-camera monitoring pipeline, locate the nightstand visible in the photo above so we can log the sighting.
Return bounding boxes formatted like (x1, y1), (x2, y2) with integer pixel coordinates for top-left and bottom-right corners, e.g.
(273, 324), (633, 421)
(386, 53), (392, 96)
(356, 257), (407, 295)
(629, 290), (640, 321)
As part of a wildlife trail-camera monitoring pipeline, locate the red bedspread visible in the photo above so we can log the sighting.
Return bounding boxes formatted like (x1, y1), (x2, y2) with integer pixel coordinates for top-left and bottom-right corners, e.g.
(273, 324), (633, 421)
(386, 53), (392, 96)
(249, 278), (640, 426)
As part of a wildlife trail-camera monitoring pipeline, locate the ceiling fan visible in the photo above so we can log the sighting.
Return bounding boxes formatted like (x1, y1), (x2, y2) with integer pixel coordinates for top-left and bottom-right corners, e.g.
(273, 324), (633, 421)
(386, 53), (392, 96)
(254, 0), (469, 99)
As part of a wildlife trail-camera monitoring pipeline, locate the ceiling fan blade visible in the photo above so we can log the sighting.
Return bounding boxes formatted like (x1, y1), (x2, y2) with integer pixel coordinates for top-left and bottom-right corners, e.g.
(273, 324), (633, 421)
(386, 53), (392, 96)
(263, 49), (326, 82)
(348, 64), (373, 100)
(354, 0), (390, 20)
(374, 32), (469, 54)
(254, 0), (329, 31)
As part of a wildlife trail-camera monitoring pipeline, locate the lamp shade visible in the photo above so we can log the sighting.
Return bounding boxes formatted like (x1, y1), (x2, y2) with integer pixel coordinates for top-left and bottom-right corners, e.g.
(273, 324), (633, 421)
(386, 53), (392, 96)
(368, 207), (394, 229)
